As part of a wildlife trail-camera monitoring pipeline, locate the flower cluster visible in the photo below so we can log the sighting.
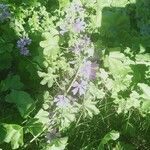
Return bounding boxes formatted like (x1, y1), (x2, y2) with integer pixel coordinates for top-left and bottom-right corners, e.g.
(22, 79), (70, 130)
(70, 35), (94, 56)
(59, 2), (86, 35)
(53, 2), (98, 108)
(0, 3), (11, 22)
(17, 37), (31, 56)
(80, 60), (97, 80)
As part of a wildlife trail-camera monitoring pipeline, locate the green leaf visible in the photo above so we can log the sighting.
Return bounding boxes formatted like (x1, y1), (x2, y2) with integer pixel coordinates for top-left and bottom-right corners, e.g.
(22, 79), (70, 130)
(0, 124), (23, 149)
(40, 30), (59, 58)
(138, 83), (150, 100)
(58, 0), (70, 9)
(0, 75), (24, 92)
(0, 53), (12, 70)
(38, 68), (58, 88)
(138, 83), (150, 114)
(45, 137), (68, 150)
(5, 90), (35, 118)
(98, 130), (120, 150)
(34, 109), (50, 125)
(88, 82), (105, 99)
(25, 118), (44, 136)
(104, 51), (133, 93)
(136, 53), (150, 66)
(114, 91), (141, 114)
(82, 99), (100, 117)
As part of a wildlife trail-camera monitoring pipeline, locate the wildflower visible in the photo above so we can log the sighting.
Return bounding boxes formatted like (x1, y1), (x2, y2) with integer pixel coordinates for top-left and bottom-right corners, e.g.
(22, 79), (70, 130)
(17, 37), (31, 48)
(17, 37), (31, 56)
(54, 95), (70, 108)
(73, 18), (86, 33)
(70, 36), (90, 54)
(80, 60), (97, 80)
(72, 80), (87, 96)
(0, 4), (11, 22)
(20, 47), (30, 56)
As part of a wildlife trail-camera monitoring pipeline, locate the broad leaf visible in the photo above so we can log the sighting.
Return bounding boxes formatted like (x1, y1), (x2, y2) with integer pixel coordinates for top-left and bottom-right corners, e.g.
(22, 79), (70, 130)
(5, 90), (35, 118)
(82, 99), (100, 117)
(0, 75), (24, 92)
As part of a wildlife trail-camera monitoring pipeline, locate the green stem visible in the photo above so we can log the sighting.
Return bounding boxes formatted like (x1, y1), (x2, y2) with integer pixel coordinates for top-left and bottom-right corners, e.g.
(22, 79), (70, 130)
(66, 64), (82, 94)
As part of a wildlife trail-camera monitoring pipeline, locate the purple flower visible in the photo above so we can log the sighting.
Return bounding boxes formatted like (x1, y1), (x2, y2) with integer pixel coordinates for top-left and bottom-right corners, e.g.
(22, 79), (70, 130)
(17, 37), (31, 48)
(20, 47), (30, 56)
(80, 60), (97, 80)
(17, 37), (31, 56)
(73, 18), (86, 33)
(70, 36), (90, 54)
(54, 95), (70, 108)
(0, 4), (10, 22)
(72, 80), (87, 96)
(71, 42), (83, 54)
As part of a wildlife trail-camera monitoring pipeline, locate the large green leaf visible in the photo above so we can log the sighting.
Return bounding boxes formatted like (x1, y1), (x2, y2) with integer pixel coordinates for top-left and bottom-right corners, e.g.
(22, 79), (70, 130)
(0, 75), (24, 92)
(5, 90), (35, 118)
(25, 118), (44, 137)
(0, 124), (23, 149)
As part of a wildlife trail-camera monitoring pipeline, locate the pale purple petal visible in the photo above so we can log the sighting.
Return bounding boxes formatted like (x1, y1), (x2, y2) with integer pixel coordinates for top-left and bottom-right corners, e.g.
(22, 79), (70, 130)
(20, 47), (30, 56)
(73, 18), (86, 33)
(72, 80), (87, 96)
(54, 95), (70, 108)
(80, 60), (97, 80)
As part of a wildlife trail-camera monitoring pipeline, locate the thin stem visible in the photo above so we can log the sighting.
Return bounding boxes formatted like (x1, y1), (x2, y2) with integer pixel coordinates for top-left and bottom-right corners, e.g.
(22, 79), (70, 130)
(66, 64), (82, 94)
(23, 126), (47, 149)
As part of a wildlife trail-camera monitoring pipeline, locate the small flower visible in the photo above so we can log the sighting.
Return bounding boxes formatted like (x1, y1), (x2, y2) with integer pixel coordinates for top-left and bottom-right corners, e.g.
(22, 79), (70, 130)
(80, 60), (97, 80)
(0, 3), (11, 22)
(73, 18), (86, 33)
(20, 47), (30, 56)
(72, 80), (87, 96)
(17, 37), (31, 56)
(17, 37), (31, 48)
(54, 95), (70, 108)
